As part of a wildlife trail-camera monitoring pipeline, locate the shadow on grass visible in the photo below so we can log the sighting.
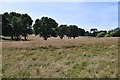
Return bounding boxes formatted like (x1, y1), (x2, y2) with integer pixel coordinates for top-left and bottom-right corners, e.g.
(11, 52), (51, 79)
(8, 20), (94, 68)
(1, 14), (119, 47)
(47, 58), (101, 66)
(1, 37), (31, 41)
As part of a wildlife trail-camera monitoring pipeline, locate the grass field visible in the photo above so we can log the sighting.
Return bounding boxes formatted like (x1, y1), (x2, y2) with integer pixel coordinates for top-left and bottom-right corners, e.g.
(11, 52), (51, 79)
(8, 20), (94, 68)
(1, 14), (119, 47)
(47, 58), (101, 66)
(1, 35), (119, 78)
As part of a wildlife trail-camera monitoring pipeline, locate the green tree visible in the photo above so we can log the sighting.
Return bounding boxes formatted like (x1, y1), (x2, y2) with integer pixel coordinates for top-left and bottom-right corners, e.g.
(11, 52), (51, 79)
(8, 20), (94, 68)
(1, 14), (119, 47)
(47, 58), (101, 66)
(2, 14), (13, 37)
(108, 27), (120, 37)
(90, 28), (98, 37)
(67, 25), (79, 39)
(113, 27), (120, 37)
(56, 25), (67, 39)
(21, 13), (33, 40)
(84, 31), (90, 36)
(11, 16), (23, 40)
(2, 12), (33, 41)
(77, 28), (85, 36)
(33, 17), (58, 40)
(33, 19), (40, 36)
(65, 26), (71, 39)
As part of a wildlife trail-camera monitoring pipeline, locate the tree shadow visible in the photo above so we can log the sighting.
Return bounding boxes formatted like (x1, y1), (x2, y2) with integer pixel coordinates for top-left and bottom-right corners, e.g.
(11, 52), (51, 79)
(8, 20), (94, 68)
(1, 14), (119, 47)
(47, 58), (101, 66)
(1, 37), (31, 41)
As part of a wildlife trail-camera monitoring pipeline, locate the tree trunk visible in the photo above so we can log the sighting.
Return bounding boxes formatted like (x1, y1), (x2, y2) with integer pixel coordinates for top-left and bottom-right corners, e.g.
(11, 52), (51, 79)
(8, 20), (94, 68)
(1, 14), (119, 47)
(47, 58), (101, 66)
(11, 36), (13, 40)
(16, 36), (19, 41)
(24, 35), (27, 41)
(44, 36), (47, 40)
(60, 36), (63, 39)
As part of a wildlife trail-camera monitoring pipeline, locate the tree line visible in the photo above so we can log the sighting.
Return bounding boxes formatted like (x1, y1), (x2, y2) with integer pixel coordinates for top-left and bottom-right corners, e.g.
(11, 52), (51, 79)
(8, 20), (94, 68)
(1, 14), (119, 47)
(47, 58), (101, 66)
(2, 12), (33, 41)
(2, 12), (120, 41)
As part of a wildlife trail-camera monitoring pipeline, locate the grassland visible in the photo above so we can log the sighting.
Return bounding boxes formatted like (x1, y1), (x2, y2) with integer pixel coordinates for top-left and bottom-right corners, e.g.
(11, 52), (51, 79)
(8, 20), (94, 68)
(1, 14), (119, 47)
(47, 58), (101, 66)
(1, 36), (119, 78)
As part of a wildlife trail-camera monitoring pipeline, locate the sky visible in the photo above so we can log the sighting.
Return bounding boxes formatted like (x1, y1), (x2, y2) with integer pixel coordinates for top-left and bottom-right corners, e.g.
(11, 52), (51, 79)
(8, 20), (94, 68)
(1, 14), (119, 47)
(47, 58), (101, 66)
(0, 2), (118, 31)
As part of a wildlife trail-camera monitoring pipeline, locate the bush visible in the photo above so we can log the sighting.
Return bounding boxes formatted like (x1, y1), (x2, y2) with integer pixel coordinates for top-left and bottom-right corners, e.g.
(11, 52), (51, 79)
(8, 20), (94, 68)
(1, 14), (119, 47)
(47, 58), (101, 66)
(108, 27), (120, 37)
(109, 32), (116, 37)
(104, 34), (111, 37)
(97, 32), (106, 37)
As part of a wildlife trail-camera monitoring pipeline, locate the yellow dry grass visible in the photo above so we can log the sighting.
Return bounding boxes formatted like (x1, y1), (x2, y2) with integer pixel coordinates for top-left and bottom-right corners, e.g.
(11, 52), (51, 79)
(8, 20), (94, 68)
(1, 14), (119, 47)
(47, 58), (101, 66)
(1, 35), (119, 78)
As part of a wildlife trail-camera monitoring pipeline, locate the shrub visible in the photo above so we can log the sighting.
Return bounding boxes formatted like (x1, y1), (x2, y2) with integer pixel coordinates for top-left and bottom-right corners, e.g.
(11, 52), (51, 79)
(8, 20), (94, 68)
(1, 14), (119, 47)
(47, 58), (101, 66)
(110, 32), (116, 37)
(104, 34), (111, 37)
(97, 32), (106, 37)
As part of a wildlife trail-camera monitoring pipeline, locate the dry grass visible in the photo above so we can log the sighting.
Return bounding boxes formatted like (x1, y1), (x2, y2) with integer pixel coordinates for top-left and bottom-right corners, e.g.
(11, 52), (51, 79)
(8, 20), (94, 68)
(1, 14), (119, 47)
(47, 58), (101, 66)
(1, 35), (119, 78)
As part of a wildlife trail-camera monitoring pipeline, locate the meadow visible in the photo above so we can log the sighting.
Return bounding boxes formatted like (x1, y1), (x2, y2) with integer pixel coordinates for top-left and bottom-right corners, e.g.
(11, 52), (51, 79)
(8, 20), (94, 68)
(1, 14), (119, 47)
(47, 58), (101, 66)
(1, 35), (119, 78)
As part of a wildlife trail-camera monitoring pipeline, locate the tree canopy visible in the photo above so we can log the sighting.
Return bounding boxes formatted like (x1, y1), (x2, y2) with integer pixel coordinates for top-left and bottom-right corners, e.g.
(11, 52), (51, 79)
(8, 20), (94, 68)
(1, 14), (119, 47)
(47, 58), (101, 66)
(2, 12), (120, 41)
(33, 16), (58, 40)
(2, 12), (33, 41)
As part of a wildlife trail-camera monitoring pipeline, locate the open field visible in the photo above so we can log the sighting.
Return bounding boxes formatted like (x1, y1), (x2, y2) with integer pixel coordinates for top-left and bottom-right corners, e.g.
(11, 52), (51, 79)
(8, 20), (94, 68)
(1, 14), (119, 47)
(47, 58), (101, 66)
(1, 36), (119, 78)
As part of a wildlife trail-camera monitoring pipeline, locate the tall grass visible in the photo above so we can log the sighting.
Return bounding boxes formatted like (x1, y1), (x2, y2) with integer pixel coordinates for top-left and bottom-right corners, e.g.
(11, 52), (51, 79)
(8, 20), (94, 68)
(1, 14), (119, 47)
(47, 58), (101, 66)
(2, 36), (119, 78)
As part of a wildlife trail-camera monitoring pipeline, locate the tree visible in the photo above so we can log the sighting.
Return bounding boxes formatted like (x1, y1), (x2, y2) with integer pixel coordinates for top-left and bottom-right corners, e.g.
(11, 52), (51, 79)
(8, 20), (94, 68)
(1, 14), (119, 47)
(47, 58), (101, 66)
(67, 25), (79, 39)
(65, 26), (71, 39)
(90, 28), (98, 36)
(2, 12), (21, 40)
(56, 25), (67, 39)
(113, 27), (120, 37)
(27, 28), (33, 35)
(21, 13), (33, 40)
(2, 12), (33, 41)
(85, 31), (90, 36)
(108, 27), (120, 37)
(33, 19), (40, 36)
(33, 17), (58, 40)
(11, 16), (23, 40)
(2, 14), (13, 37)
(77, 28), (85, 36)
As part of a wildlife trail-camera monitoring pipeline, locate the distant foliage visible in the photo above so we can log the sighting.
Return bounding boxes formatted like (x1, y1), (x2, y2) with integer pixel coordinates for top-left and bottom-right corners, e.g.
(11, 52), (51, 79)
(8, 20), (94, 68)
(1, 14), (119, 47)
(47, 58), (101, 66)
(96, 28), (120, 37)
(104, 34), (111, 37)
(108, 27), (120, 37)
(33, 18), (86, 40)
(97, 32), (106, 37)
(84, 31), (90, 36)
(90, 28), (98, 37)
(2, 12), (120, 41)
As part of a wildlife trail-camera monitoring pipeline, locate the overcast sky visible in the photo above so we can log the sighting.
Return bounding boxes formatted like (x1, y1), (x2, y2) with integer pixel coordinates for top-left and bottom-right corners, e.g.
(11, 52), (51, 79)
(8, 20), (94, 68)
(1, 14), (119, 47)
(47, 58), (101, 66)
(0, 2), (118, 31)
